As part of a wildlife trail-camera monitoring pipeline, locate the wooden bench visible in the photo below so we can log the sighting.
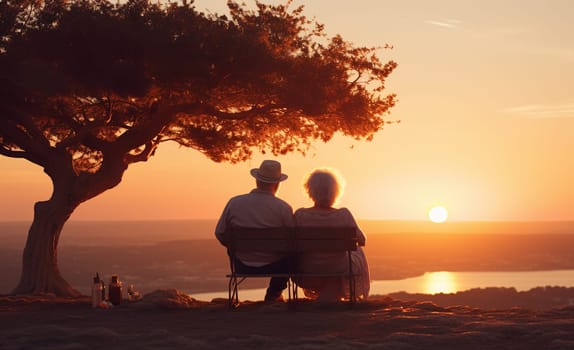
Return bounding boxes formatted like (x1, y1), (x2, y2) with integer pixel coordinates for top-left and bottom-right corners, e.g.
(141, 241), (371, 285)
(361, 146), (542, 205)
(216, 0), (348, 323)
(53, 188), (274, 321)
(225, 226), (359, 308)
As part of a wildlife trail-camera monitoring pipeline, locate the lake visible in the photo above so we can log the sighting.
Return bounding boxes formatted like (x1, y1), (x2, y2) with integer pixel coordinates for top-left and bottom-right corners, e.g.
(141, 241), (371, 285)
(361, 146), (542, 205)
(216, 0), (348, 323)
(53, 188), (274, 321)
(192, 269), (574, 301)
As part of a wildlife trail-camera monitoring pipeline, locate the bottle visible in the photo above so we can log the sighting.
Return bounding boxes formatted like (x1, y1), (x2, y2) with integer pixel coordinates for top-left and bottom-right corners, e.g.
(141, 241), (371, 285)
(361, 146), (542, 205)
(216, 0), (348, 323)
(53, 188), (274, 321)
(101, 278), (106, 301)
(91, 273), (103, 308)
(127, 284), (134, 301)
(108, 274), (123, 306)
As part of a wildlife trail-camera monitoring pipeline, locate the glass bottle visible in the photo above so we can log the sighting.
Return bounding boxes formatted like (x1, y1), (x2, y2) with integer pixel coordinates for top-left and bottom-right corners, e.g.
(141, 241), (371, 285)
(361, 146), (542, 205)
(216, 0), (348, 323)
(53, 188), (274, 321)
(91, 273), (103, 308)
(101, 278), (106, 301)
(108, 274), (123, 305)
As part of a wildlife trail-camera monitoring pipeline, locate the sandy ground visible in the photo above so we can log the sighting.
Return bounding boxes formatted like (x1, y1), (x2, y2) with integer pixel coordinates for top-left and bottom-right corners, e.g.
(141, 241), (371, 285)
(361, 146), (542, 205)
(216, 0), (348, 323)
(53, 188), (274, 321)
(2, 291), (574, 350)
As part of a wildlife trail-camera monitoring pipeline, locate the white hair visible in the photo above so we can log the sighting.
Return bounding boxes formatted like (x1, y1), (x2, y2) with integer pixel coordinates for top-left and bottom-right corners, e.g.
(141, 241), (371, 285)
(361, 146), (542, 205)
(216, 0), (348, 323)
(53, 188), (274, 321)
(303, 168), (345, 208)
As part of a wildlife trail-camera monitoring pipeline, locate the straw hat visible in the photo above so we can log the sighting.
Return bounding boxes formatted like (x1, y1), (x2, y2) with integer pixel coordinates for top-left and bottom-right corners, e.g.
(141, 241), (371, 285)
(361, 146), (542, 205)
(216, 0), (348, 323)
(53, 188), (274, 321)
(250, 160), (288, 183)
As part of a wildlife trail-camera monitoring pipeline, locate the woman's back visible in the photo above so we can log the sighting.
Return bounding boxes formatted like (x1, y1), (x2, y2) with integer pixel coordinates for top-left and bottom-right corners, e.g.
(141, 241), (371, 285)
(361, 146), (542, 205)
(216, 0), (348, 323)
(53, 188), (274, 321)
(294, 207), (361, 273)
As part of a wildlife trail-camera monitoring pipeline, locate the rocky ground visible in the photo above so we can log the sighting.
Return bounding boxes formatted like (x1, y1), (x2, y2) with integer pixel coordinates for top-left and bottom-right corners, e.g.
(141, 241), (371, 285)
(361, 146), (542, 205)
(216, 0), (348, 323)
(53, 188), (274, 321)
(1, 290), (574, 350)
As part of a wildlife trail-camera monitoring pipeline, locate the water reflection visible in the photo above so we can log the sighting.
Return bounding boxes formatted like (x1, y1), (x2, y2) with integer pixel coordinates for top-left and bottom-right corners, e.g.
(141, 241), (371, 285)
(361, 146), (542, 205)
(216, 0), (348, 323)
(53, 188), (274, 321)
(423, 271), (457, 294)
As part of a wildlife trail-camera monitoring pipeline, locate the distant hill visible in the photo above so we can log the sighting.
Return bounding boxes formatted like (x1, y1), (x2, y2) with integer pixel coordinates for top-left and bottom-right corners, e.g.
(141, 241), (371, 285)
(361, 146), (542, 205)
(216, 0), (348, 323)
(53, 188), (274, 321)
(359, 220), (574, 235)
(2, 220), (573, 249)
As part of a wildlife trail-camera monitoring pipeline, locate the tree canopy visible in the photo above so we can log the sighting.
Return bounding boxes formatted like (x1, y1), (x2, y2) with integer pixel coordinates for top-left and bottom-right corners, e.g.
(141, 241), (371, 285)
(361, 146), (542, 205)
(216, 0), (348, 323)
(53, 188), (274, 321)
(0, 0), (397, 296)
(1, 0), (397, 168)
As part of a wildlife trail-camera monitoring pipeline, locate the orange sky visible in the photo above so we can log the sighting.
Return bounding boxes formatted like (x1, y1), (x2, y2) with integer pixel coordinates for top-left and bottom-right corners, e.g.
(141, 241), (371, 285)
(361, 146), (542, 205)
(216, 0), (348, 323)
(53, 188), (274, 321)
(1, 0), (573, 222)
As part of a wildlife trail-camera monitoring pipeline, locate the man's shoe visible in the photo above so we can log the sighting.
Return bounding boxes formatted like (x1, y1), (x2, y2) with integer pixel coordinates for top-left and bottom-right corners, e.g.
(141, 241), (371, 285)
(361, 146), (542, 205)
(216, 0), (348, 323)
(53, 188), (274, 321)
(264, 294), (285, 303)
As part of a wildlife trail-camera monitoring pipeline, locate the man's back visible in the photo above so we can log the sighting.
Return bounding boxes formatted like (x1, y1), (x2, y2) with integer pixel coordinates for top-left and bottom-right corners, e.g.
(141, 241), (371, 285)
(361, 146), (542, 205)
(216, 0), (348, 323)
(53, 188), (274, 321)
(225, 189), (292, 226)
(215, 189), (294, 266)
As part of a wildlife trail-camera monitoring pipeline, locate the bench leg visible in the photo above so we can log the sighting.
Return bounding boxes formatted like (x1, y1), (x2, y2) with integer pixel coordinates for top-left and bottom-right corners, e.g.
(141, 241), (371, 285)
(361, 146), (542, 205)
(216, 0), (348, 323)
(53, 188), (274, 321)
(291, 279), (298, 301)
(349, 275), (356, 303)
(287, 278), (299, 311)
(228, 275), (239, 309)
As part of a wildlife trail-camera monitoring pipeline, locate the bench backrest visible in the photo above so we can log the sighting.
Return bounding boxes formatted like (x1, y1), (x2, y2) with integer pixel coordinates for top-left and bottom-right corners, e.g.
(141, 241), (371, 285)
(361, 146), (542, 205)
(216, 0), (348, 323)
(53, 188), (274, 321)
(227, 227), (294, 254)
(226, 226), (358, 254)
(294, 227), (358, 253)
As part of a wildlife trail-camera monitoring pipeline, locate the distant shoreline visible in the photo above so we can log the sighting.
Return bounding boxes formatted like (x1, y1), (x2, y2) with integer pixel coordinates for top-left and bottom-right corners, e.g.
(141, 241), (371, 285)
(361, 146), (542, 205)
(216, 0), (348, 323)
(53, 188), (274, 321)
(2, 219), (574, 241)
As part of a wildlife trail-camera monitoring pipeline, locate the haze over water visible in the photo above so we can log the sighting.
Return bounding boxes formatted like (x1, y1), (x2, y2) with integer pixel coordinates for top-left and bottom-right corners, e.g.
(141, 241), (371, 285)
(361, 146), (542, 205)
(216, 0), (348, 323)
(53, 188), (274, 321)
(2, 220), (574, 297)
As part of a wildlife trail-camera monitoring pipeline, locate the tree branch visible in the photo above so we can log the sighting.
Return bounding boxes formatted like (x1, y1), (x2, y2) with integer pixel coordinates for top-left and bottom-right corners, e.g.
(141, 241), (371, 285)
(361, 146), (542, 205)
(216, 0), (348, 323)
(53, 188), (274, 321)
(0, 119), (49, 167)
(0, 146), (28, 159)
(173, 101), (284, 120)
(55, 128), (110, 153)
(13, 113), (50, 148)
(123, 139), (159, 164)
(114, 102), (175, 153)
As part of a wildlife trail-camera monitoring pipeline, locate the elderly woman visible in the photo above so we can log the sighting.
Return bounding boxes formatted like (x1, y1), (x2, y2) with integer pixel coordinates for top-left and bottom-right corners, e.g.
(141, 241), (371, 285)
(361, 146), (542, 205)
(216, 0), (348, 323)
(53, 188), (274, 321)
(294, 168), (370, 301)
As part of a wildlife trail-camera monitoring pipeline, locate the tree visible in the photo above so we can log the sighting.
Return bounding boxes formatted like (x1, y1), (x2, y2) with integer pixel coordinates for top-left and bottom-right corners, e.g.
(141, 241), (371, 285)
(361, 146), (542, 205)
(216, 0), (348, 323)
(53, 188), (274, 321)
(0, 0), (397, 296)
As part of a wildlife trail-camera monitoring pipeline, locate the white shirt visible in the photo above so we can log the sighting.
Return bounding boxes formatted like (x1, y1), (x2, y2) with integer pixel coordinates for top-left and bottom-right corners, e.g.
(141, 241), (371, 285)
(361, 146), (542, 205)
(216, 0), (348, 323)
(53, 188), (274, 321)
(215, 188), (294, 266)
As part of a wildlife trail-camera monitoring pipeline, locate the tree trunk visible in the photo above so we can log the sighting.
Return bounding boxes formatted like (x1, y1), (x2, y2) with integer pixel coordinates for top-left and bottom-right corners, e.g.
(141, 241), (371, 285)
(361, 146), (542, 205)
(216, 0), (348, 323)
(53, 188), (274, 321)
(11, 152), (127, 297)
(12, 199), (81, 297)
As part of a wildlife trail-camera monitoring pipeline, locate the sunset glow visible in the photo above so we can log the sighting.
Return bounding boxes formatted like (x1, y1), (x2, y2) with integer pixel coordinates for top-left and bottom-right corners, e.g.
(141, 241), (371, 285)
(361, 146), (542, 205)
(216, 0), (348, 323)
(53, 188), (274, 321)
(1, 1), (573, 222)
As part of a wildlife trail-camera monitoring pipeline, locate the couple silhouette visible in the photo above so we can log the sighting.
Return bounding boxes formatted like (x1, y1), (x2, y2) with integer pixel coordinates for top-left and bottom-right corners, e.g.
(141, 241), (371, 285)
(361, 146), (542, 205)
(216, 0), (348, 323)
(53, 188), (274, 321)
(215, 160), (370, 302)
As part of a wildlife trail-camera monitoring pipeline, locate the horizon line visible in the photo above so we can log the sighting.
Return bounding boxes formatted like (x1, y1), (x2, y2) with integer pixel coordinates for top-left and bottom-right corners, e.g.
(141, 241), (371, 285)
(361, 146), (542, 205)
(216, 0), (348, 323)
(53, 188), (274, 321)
(1, 219), (573, 223)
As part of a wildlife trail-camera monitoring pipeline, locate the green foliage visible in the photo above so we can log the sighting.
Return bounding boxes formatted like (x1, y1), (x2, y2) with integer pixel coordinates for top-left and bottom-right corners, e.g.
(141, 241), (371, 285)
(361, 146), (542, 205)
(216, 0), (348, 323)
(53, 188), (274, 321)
(0, 0), (397, 172)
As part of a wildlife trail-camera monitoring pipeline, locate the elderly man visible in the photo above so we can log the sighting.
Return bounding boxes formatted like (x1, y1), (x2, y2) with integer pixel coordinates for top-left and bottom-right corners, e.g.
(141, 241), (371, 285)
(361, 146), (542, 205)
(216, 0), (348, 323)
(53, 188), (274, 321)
(215, 160), (294, 302)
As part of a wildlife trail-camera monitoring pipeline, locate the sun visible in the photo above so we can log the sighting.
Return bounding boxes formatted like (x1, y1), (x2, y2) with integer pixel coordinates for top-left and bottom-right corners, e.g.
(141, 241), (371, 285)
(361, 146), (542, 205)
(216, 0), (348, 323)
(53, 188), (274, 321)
(429, 206), (448, 223)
